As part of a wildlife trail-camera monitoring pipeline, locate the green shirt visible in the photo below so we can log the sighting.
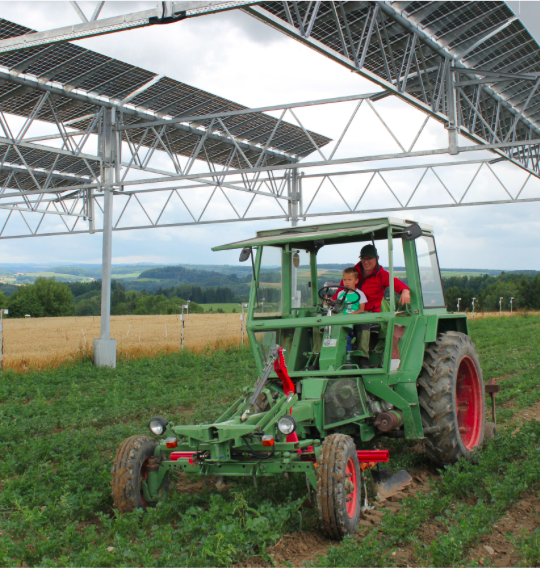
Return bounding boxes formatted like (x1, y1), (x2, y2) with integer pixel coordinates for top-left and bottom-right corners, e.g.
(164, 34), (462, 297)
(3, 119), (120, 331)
(338, 288), (367, 314)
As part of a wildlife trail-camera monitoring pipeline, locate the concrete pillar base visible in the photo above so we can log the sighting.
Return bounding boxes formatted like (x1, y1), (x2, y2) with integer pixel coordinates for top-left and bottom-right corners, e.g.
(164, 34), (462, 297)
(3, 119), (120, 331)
(93, 338), (117, 368)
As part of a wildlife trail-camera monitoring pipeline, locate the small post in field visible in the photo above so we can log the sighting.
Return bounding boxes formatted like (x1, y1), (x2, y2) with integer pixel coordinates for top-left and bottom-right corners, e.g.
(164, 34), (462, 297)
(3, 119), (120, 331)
(499, 297), (503, 316)
(239, 303), (248, 345)
(457, 298), (461, 312)
(126, 324), (130, 338)
(179, 305), (188, 350)
(510, 297), (514, 314)
(1, 309), (8, 372)
(471, 297), (476, 319)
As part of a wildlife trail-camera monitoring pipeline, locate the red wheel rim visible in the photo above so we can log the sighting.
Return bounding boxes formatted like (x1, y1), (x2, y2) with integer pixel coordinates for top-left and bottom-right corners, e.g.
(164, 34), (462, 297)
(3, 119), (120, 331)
(456, 355), (483, 450)
(345, 457), (358, 518)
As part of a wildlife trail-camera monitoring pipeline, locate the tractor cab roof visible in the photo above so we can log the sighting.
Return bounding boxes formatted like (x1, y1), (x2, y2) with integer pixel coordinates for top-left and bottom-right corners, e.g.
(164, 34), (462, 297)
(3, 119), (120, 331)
(212, 217), (434, 251)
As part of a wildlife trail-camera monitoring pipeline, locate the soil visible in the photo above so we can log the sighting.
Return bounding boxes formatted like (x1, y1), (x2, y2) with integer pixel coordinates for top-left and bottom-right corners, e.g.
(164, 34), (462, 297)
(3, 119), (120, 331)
(513, 399), (540, 424)
(466, 491), (540, 567)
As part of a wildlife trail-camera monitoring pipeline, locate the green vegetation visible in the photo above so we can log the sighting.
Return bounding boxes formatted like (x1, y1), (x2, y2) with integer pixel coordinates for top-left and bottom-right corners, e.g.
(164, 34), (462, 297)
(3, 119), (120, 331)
(1, 316), (540, 566)
(0, 347), (310, 567)
(443, 272), (540, 312)
(203, 303), (244, 313)
(7, 277), (74, 317)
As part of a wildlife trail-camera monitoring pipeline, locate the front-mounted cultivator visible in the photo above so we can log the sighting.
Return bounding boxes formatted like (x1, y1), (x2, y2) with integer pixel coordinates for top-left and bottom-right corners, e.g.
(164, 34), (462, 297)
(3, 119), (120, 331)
(112, 217), (497, 538)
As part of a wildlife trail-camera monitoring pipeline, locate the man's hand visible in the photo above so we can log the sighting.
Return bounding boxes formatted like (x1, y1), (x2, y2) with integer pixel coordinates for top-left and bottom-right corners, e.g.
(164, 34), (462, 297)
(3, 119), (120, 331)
(399, 289), (411, 305)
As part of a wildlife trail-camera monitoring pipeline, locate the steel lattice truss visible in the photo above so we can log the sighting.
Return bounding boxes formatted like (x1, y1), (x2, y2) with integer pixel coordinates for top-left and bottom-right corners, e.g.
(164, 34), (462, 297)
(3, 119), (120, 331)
(247, 1), (540, 175)
(0, 1), (539, 242)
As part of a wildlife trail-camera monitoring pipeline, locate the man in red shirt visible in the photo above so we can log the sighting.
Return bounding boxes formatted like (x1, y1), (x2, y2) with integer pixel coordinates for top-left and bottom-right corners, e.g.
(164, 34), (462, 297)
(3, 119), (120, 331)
(351, 244), (410, 311)
(336, 243), (410, 368)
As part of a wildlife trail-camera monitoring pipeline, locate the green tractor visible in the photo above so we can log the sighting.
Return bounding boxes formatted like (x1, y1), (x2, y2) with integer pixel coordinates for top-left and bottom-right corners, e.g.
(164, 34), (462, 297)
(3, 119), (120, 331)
(112, 217), (492, 539)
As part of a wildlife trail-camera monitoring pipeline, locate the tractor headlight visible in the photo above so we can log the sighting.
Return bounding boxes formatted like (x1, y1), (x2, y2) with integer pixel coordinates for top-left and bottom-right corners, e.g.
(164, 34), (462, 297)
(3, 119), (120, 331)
(148, 416), (168, 436)
(277, 415), (297, 436)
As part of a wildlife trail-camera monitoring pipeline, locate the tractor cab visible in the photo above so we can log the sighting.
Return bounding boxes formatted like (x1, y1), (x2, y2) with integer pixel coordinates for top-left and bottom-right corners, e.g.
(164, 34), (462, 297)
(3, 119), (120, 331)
(214, 217), (453, 383)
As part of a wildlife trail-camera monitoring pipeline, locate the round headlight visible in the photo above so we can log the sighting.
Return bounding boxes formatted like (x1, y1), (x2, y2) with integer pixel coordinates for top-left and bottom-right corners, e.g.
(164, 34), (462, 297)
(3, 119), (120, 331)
(277, 415), (297, 436)
(148, 416), (168, 436)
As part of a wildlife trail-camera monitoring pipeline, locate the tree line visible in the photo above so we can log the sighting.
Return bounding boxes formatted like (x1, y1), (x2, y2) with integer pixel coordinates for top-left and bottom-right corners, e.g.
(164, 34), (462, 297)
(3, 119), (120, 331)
(3, 278), (207, 318)
(442, 273), (540, 312)
(3, 271), (540, 318)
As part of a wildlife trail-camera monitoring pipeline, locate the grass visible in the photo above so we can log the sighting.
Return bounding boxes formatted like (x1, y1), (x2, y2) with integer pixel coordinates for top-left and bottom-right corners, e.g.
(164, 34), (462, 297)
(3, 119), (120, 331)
(0, 346), (311, 567)
(203, 303), (245, 313)
(2, 315), (540, 566)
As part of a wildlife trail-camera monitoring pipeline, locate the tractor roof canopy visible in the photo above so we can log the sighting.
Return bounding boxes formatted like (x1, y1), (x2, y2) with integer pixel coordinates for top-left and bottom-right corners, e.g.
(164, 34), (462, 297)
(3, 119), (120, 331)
(212, 217), (434, 251)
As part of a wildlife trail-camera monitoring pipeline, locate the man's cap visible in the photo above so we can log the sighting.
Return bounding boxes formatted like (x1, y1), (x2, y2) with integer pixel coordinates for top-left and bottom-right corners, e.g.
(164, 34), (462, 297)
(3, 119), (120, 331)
(360, 244), (378, 258)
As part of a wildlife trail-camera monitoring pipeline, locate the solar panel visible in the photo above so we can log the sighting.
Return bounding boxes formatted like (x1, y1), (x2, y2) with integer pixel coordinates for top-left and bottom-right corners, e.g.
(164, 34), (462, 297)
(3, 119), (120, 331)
(0, 17), (331, 177)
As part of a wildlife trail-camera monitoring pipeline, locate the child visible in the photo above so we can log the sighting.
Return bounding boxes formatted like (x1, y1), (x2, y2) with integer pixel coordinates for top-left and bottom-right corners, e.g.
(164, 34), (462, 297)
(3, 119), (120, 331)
(338, 267), (367, 314)
(336, 268), (368, 364)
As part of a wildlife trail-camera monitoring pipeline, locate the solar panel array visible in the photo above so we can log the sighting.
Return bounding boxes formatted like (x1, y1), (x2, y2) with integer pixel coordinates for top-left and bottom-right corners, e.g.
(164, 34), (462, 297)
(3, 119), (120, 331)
(0, 16), (331, 186)
(259, 1), (540, 162)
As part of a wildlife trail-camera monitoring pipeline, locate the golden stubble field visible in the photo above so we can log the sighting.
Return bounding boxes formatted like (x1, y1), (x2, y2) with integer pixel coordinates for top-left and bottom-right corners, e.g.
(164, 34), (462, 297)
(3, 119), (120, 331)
(1, 313), (245, 371)
(3, 310), (538, 372)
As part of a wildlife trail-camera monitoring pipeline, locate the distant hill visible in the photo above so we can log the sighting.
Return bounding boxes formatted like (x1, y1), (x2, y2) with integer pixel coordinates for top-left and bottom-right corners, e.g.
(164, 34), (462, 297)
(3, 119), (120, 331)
(138, 265), (252, 287)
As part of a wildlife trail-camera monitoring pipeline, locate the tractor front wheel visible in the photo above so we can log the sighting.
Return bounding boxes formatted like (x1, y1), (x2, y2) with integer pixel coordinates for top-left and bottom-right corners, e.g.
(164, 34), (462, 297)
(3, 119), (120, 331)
(418, 331), (485, 465)
(316, 433), (361, 539)
(111, 435), (168, 513)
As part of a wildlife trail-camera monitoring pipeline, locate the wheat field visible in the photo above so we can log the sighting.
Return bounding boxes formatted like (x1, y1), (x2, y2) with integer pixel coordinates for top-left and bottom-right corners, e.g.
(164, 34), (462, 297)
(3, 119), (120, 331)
(1, 313), (245, 372)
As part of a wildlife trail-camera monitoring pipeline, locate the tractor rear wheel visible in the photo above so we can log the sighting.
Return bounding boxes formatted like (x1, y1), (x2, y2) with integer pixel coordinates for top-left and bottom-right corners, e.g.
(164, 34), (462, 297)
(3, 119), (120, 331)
(111, 435), (168, 513)
(418, 331), (485, 465)
(316, 433), (361, 539)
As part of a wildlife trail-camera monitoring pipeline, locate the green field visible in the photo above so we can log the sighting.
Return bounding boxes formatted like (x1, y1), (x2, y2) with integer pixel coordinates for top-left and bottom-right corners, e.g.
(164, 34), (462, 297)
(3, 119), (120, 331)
(202, 303), (245, 313)
(22, 271), (94, 282)
(1, 316), (540, 566)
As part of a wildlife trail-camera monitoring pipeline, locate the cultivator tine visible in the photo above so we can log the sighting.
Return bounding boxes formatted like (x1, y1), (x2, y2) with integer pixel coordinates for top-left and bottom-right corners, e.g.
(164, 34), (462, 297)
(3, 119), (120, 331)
(485, 379), (500, 424)
(375, 470), (412, 501)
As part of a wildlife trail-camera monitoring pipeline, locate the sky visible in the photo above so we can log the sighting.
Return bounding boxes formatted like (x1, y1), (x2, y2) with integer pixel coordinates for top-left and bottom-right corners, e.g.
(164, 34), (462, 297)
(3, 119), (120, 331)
(0, 1), (539, 270)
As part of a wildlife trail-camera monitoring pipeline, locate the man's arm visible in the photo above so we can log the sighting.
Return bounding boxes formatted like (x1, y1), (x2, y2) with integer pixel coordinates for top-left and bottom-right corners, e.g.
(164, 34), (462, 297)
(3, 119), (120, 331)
(381, 268), (410, 304)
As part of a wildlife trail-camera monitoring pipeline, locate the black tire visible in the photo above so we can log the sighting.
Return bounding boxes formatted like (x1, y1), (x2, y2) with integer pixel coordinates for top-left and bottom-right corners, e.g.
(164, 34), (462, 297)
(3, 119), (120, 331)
(111, 435), (169, 513)
(418, 331), (485, 465)
(316, 433), (361, 540)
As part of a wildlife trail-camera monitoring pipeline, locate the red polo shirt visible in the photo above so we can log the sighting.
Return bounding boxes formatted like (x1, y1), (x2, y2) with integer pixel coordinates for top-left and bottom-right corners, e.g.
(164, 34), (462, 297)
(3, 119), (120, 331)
(337, 264), (409, 313)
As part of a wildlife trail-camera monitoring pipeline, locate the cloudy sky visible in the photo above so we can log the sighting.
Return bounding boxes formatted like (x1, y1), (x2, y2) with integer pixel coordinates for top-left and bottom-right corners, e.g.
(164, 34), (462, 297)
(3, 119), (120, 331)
(1, 1), (540, 270)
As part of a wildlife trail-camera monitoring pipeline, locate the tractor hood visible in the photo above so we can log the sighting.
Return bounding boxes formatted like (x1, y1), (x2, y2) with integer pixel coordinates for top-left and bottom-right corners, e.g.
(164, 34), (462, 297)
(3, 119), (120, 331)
(212, 217), (433, 251)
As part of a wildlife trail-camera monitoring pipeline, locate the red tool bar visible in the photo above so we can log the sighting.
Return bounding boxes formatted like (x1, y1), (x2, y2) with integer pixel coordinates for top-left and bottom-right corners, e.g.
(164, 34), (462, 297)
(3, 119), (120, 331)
(170, 451), (196, 461)
(357, 450), (389, 463)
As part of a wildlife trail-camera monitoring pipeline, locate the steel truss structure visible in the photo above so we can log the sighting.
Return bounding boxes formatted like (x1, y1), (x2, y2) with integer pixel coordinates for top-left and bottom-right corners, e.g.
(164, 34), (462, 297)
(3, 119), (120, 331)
(0, 1), (539, 365)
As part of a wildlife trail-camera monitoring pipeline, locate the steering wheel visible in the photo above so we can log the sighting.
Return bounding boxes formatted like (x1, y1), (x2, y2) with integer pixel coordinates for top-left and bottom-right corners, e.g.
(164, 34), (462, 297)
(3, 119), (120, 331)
(318, 285), (361, 314)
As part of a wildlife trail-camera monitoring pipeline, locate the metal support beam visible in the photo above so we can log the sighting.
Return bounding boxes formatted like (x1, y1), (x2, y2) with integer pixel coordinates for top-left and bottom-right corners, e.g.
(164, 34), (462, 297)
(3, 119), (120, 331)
(94, 108), (116, 368)
(0, 2), (260, 54)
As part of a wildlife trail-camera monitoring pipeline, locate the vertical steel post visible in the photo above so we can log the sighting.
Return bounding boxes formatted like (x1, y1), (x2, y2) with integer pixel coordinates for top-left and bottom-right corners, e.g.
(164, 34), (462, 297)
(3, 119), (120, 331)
(289, 169), (300, 308)
(0, 309), (5, 372)
(93, 107), (117, 367)
(446, 63), (458, 155)
(289, 169), (299, 227)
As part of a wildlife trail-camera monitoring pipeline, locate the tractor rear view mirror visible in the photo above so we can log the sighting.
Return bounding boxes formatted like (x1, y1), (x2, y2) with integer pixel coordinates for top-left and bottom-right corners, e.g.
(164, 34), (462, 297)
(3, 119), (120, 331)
(239, 247), (252, 262)
(402, 224), (422, 241)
